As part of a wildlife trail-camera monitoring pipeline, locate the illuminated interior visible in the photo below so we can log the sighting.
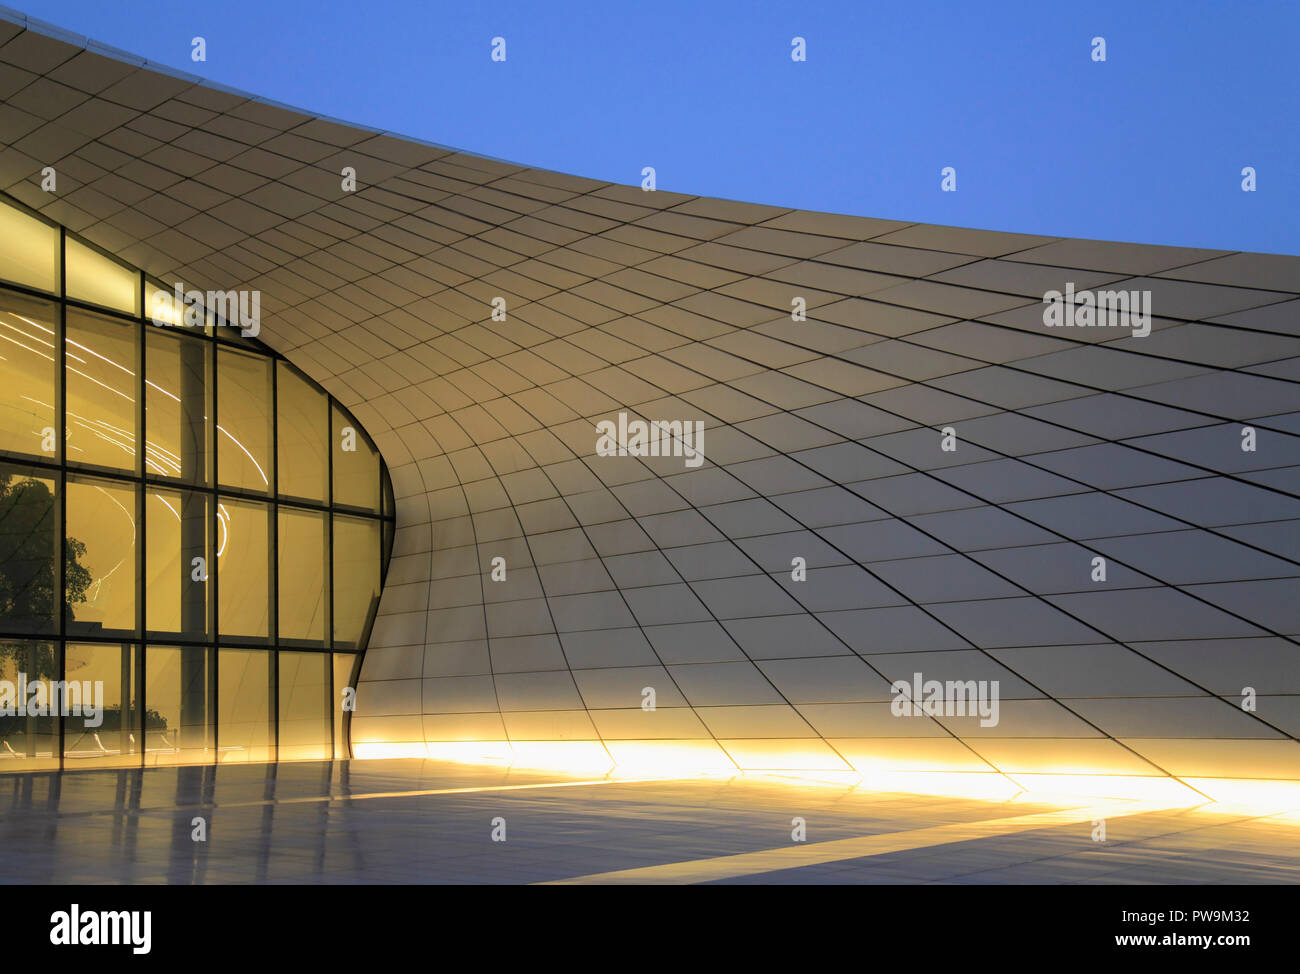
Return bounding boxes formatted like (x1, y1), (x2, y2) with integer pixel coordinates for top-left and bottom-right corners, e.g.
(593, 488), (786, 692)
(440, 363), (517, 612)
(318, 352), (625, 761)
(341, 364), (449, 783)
(0, 195), (393, 771)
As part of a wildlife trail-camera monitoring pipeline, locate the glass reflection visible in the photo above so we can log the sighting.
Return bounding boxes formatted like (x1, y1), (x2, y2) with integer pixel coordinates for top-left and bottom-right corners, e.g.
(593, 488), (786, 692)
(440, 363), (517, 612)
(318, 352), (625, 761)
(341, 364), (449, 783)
(277, 363), (327, 502)
(146, 645), (212, 766)
(65, 238), (139, 316)
(333, 514), (380, 650)
(0, 291), (57, 459)
(0, 199), (58, 294)
(217, 648), (272, 763)
(63, 642), (138, 768)
(0, 465), (58, 635)
(279, 651), (329, 760)
(333, 652), (356, 760)
(65, 477), (136, 637)
(146, 487), (210, 639)
(332, 403), (380, 510)
(217, 348), (272, 492)
(65, 308), (137, 472)
(146, 329), (210, 484)
(217, 497), (270, 639)
(0, 639), (58, 770)
(278, 507), (327, 644)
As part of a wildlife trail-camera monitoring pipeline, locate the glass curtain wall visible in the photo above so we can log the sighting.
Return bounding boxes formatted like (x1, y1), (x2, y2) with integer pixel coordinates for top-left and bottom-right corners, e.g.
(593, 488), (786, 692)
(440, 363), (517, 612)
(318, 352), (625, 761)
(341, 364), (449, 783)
(0, 194), (393, 772)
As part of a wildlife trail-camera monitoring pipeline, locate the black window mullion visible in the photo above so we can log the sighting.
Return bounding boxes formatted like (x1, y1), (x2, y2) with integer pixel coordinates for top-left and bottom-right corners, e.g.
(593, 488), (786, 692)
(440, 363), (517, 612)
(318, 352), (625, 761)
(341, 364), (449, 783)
(270, 357), (279, 760)
(211, 321), (220, 759)
(135, 272), (146, 768)
(55, 227), (66, 770)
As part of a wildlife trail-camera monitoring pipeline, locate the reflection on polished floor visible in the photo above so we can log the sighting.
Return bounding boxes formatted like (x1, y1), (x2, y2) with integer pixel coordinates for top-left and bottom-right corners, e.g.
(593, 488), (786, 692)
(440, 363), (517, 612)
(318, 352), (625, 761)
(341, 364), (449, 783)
(2, 759), (1297, 884)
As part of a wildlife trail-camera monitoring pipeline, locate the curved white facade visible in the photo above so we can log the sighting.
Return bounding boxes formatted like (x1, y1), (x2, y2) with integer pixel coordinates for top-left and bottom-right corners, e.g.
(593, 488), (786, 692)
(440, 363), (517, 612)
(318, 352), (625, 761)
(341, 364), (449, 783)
(2, 10), (1298, 801)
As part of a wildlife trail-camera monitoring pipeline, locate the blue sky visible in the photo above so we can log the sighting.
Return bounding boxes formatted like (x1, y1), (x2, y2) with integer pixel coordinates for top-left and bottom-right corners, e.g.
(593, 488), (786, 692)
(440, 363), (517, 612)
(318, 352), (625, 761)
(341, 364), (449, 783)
(15, 0), (1300, 254)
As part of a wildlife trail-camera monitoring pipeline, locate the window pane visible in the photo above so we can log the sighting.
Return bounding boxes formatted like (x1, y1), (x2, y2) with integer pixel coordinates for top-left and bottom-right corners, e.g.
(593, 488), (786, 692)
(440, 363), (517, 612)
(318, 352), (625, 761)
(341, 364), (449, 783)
(278, 508), (327, 643)
(0, 200), (58, 294)
(217, 648), (271, 763)
(146, 282), (181, 327)
(146, 487), (210, 639)
(65, 477), (137, 637)
(146, 282), (213, 335)
(332, 403), (380, 510)
(279, 651), (329, 760)
(145, 329), (210, 483)
(63, 642), (138, 769)
(0, 465), (57, 634)
(217, 496), (269, 639)
(66, 308), (137, 472)
(0, 640), (58, 770)
(333, 652), (356, 759)
(333, 514), (379, 650)
(277, 362), (327, 502)
(65, 238), (139, 315)
(217, 348), (272, 492)
(0, 290), (57, 459)
(145, 645), (212, 766)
